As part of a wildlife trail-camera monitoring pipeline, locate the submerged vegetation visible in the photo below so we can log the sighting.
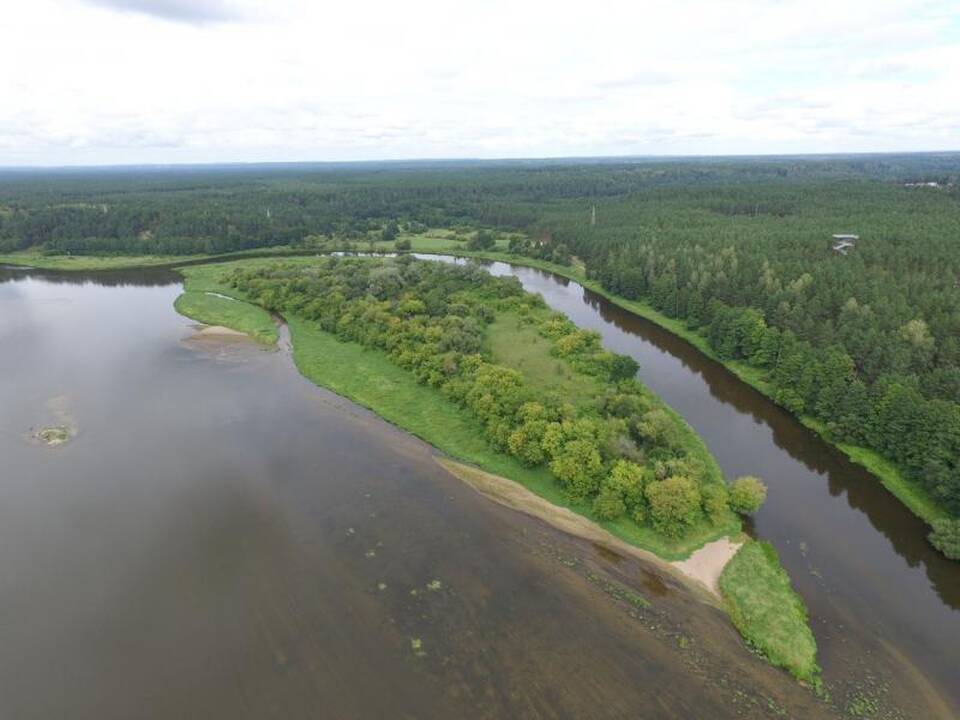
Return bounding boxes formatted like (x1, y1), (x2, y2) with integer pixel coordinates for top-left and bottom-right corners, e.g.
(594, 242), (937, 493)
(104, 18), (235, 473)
(174, 290), (278, 344)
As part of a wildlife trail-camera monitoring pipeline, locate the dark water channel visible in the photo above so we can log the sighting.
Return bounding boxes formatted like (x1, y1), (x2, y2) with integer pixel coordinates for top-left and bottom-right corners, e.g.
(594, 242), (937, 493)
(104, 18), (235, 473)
(0, 261), (956, 719)
(416, 255), (960, 716)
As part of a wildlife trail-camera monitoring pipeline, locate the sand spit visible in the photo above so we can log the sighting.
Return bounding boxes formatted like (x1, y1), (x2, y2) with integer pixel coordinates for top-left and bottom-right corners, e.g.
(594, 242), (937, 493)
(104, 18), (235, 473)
(436, 457), (739, 601)
(194, 324), (248, 338)
(673, 537), (742, 596)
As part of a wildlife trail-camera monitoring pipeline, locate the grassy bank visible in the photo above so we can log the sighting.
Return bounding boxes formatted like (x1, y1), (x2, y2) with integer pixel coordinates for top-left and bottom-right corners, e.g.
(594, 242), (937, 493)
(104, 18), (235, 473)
(173, 291), (278, 344)
(719, 540), (820, 686)
(0, 250), (213, 270)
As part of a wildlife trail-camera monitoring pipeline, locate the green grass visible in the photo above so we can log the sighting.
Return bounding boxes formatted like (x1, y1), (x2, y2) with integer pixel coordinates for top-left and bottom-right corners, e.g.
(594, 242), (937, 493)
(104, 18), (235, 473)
(0, 250), (213, 270)
(486, 313), (604, 406)
(719, 540), (819, 685)
(173, 291), (278, 344)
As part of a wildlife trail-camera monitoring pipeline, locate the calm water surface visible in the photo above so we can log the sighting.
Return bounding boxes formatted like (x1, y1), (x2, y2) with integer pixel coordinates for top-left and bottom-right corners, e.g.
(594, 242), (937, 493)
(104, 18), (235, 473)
(0, 267), (856, 719)
(418, 255), (959, 716)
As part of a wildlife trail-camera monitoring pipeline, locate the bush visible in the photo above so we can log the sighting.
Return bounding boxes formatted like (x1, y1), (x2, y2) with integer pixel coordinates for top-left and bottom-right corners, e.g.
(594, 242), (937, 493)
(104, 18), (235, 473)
(466, 230), (496, 251)
(928, 518), (960, 559)
(645, 476), (702, 537)
(729, 475), (767, 515)
(593, 487), (627, 520)
(701, 483), (730, 524)
(395, 237), (412, 251)
(549, 439), (603, 501)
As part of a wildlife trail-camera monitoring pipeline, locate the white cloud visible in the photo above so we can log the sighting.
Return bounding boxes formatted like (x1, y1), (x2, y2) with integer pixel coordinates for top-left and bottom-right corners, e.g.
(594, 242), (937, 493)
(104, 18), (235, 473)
(0, 0), (957, 164)
(81, 0), (251, 24)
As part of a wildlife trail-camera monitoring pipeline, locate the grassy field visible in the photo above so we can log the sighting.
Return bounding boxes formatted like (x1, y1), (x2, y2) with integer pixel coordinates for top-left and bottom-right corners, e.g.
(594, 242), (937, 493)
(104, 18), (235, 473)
(719, 540), (819, 685)
(0, 250), (214, 270)
(486, 313), (604, 407)
(173, 291), (278, 344)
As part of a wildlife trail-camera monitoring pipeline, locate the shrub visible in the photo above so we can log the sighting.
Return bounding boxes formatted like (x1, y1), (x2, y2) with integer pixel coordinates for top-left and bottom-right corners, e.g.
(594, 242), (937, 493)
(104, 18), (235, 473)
(603, 459), (646, 510)
(549, 439), (604, 501)
(928, 518), (960, 559)
(395, 237), (412, 251)
(645, 476), (702, 537)
(729, 476), (767, 515)
(593, 487), (627, 520)
(701, 483), (730, 524)
(466, 230), (496, 250)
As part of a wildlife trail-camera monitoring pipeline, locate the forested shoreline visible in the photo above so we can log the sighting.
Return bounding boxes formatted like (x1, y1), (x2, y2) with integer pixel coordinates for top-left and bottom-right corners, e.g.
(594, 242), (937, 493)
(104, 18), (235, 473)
(2, 154), (958, 556)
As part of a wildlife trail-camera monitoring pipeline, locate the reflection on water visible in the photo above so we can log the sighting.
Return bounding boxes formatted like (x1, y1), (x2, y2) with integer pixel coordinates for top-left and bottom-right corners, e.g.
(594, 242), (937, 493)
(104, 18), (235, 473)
(1, 268), (854, 719)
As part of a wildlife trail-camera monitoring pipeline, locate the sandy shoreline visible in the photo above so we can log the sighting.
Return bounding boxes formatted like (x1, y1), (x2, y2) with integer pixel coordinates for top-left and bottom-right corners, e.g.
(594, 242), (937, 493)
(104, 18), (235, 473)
(436, 457), (740, 602)
(194, 324), (248, 337)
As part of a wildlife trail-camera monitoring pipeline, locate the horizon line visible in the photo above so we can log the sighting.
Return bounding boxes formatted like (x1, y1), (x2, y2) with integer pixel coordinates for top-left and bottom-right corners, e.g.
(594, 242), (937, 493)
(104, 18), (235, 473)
(2, 148), (960, 172)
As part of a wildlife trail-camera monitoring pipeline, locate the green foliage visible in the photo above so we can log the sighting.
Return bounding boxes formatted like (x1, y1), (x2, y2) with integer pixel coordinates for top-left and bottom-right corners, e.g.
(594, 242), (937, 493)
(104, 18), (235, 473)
(719, 541), (819, 685)
(173, 291), (278, 344)
(701, 483), (730, 524)
(728, 476), (768, 515)
(928, 518), (960, 559)
(645, 476), (702, 538)
(466, 230), (496, 250)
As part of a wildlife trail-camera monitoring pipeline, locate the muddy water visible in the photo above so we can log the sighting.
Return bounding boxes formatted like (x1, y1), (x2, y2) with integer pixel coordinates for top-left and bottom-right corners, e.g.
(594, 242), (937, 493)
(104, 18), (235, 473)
(0, 267), (856, 719)
(417, 255), (959, 716)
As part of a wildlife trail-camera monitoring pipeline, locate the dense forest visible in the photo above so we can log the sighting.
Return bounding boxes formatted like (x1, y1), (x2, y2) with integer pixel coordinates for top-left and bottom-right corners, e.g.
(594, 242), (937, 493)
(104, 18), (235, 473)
(2, 153), (958, 553)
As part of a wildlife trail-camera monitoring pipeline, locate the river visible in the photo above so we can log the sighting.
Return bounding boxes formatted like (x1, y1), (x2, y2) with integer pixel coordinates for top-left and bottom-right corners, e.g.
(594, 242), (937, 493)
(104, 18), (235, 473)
(0, 260), (956, 718)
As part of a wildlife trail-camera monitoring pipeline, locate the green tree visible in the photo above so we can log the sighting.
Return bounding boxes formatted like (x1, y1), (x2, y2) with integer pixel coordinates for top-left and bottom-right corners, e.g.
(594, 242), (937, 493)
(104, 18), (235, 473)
(928, 518), (960, 559)
(728, 476), (767, 515)
(645, 476), (702, 537)
(701, 484), (730, 524)
(549, 439), (604, 501)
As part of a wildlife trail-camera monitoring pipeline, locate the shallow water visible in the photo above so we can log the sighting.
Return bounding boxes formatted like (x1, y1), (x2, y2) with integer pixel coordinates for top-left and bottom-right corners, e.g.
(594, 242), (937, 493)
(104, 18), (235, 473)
(0, 267), (854, 719)
(415, 254), (960, 715)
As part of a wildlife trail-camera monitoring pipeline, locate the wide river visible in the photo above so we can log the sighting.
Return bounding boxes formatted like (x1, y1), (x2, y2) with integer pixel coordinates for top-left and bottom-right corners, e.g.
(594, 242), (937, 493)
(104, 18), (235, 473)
(1, 259), (957, 718)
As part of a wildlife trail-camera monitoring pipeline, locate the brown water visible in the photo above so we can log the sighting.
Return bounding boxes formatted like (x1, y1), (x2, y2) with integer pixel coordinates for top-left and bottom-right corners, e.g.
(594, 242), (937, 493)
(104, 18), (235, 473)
(0, 267), (864, 719)
(416, 255), (959, 717)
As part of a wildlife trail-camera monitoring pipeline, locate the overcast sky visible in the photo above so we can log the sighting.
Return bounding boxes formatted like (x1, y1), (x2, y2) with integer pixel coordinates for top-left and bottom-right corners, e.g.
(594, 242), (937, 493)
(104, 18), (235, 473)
(2, 0), (958, 166)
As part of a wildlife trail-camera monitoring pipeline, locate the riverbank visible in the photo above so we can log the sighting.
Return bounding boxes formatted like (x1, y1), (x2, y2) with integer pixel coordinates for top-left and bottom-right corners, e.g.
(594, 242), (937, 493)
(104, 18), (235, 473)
(174, 291), (278, 344)
(436, 457), (734, 601)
